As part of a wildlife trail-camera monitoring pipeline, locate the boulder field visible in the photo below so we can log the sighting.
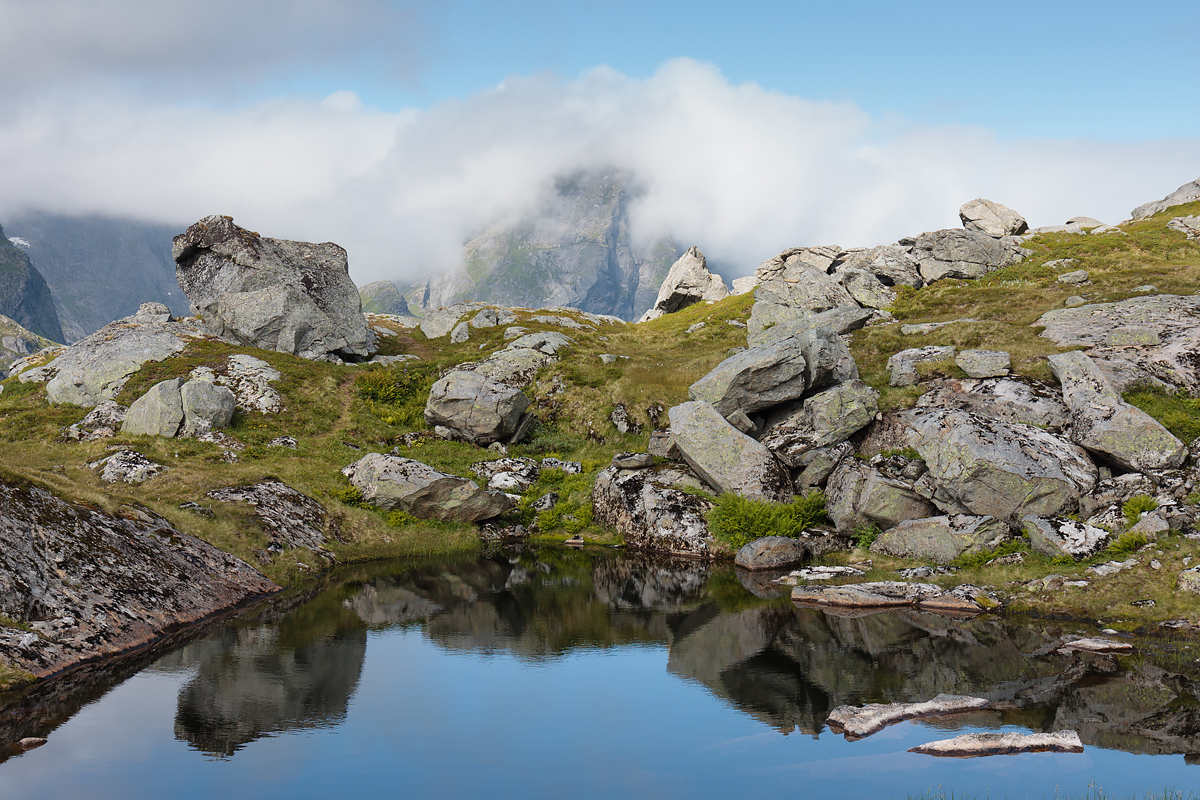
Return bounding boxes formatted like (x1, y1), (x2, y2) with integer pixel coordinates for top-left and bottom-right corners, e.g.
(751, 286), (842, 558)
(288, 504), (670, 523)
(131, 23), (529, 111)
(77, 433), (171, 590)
(2, 178), (1200, 683)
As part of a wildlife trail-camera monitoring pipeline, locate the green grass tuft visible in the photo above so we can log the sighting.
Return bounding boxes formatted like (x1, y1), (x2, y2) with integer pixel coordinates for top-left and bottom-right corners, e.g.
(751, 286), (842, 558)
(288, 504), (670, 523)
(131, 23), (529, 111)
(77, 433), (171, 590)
(1123, 494), (1159, 527)
(1106, 530), (1150, 558)
(706, 491), (827, 550)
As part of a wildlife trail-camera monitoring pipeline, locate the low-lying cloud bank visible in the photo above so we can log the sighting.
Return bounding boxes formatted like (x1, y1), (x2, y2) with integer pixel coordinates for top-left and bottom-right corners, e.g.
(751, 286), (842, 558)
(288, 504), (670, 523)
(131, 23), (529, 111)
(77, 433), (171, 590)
(1, 58), (1197, 285)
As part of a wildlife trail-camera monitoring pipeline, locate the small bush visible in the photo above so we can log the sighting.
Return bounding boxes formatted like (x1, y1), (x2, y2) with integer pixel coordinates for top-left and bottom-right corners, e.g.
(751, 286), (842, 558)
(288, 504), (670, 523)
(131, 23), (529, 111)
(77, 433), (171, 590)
(355, 364), (437, 428)
(1105, 530), (1150, 558)
(335, 486), (367, 507)
(951, 539), (1030, 570)
(853, 524), (881, 549)
(1123, 494), (1158, 527)
(706, 491), (827, 550)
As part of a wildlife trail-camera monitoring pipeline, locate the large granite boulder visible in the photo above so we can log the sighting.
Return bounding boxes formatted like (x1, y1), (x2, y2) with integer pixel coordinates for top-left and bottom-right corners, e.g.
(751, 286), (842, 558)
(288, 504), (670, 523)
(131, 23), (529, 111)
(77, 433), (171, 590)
(1048, 350), (1187, 472)
(1022, 515), (1110, 560)
(44, 303), (202, 407)
(638, 246), (729, 322)
(734, 536), (810, 570)
(591, 464), (716, 558)
(833, 246), (923, 290)
(1131, 176), (1200, 220)
(173, 215), (374, 361)
(688, 338), (808, 418)
(911, 229), (1028, 283)
(342, 453), (512, 522)
(870, 515), (1008, 564)
(911, 409), (1098, 523)
(121, 377), (236, 438)
(668, 401), (792, 502)
(747, 304), (872, 347)
(826, 459), (936, 534)
(958, 199), (1028, 238)
(748, 246), (857, 335)
(424, 371), (531, 445)
(759, 380), (879, 466)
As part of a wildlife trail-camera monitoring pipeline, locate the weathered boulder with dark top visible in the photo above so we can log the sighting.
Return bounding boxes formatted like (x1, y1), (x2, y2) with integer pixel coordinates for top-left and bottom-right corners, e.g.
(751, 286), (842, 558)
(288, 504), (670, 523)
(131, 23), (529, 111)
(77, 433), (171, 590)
(958, 199), (1029, 237)
(592, 465), (716, 558)
(0, 476), (277, 678)
(424, 370), (531, 445)
(870, 515), (1008, 564)
(173, 215), (374, 361)
(639, 246), (729, 322)
(342, 453), (512, 522)
(911, 409), (1097, 522)
(668, 401), (792, 502)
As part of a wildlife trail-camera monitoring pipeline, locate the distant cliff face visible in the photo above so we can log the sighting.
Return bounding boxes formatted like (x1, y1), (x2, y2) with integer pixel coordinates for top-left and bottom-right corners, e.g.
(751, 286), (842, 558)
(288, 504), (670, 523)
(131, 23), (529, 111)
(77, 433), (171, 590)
(4, 213), (189, 342)
(0, 223), (65, 343)
(358, 280), (413, 316)
(420, 171), (680, 321)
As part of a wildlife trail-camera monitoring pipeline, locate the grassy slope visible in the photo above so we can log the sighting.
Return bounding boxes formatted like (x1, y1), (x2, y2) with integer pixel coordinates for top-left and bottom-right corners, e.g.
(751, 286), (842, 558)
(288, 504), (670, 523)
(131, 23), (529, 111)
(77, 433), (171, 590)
(0, 203), (1198, 648)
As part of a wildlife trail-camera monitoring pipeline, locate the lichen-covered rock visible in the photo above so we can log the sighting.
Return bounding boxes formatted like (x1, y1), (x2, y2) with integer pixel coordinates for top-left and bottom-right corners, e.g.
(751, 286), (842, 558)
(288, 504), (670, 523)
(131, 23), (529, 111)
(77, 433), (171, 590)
(1177, 566), (1200, 594)
(912, 409), (1097, 522)
(207, 479), (333, 556)
(179, 379), (236, 437)
(1023, 515), (1111, 560)
(45, 306), (203, 407)
(759, 380), (879, 466)
(173, 215), (374, 361)
(591, 465), (716, 558)
(638, 246), (729, 322)
(734, 536), (811, 571)
(955, 350), (1010, 378)
(470, 456), (540, 491)
(342, 453), (512, 522)
(887, 345), (956, 387)
(826, 459), (936, 533)
(424, 370), (531, 445)
(916, 377), (1069, 430)
(668, 401), (792, 502)
(0, 476), (277, 677)
(122, 377), (186, 437)
(747, 304), (872, 347)
(912, 228), (1029, 283)
(870, 515), (1008, 564)
(958, 198), (1029, 237)
(688, 337), (808, 418)
(90, 449), (168, 483)
(63, 400), (128, 441)
(1048, 350), (1187, 472)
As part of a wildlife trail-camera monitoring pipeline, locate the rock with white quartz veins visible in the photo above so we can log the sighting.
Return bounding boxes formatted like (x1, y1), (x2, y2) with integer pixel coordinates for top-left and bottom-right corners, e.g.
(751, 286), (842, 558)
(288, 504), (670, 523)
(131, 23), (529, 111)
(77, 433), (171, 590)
(173, 215), (374, 361)
(342, 453), (512, 522)
(958, 198), (1029, 237)
(668, 401), (792, 502)
(638, 246), (729, 322)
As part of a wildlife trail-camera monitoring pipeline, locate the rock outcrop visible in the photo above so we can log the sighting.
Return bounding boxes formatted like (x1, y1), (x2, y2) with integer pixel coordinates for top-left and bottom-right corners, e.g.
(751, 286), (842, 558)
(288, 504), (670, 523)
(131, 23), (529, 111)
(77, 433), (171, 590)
(668, 401), (792, 502)
(958, 199), (1029, 237)
(870, 515), (1008, 564)
(1131, 175), (1200, 220)
(0, 476), (277, 678)
(592, 465), (716, 558)
(0, 224), (65, 344)
(424, 371), (531, 445)
(911, 229), (1029, 283)
(638, 246), (728, 322)
(342, 453), (512, 522)
(121, 376), (236, 439)
(173, 215), (374, 361)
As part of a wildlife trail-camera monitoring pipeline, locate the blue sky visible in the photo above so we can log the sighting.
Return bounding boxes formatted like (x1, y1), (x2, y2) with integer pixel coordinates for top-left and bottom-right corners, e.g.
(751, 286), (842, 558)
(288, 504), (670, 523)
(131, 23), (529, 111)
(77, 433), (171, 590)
(0, 0), (1197, 282)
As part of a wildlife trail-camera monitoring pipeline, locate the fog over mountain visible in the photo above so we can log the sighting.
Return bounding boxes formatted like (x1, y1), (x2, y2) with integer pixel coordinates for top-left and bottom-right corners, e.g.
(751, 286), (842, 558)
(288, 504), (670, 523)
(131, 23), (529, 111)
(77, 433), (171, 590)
(2, 59), (1198, 294)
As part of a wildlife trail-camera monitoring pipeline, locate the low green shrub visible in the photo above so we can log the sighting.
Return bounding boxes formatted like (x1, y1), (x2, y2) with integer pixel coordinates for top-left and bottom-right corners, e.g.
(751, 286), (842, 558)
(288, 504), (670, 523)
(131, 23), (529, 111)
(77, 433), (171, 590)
(951, 539), (1031, 570)
(1124, 384), (1200, 442)
(706, 491), (827, 550)
(355, 364), (437, 428)
(1105, 530), (1150, 558)
(1123, 494), (1159, 527)
(853, 523), (881, 549)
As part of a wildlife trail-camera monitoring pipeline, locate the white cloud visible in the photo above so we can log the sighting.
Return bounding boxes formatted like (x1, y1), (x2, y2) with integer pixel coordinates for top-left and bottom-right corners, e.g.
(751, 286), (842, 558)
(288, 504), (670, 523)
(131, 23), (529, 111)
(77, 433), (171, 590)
(1, 57), (1197, 286)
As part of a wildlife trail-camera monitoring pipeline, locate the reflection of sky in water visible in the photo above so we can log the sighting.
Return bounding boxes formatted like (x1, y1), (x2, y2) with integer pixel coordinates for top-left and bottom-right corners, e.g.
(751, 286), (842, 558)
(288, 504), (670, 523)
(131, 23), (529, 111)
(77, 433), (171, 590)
(0, 628), (1196, 799)
(2, 549), (1200, 799)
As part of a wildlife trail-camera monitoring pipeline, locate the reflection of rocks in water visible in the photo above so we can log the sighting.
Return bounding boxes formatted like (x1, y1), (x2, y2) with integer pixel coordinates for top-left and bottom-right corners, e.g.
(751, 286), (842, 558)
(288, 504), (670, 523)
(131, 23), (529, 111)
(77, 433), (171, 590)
(592, 553), (712, 611)
(344, 584), (441, 627)
(173, 625), (367, 757)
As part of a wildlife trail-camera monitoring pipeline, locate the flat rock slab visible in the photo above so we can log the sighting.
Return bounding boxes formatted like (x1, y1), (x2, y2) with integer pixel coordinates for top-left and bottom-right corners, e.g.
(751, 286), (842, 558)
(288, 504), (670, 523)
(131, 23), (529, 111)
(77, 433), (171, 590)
(207, 479), (331, 554)
(888, 345), (955, 387)
(342, 453), (512, 522)
(827, 694), (991, 738)
(1058, 637), (1134, 655)
(775, 565), (865, 584)
(668, 401), (792, 502)
(791, 581), (988, 615)
(910, 730), (1083, 758)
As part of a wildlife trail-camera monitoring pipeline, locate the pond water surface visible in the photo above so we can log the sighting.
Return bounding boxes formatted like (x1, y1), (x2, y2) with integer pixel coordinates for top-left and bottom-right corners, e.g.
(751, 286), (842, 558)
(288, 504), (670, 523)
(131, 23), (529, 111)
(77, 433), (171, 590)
(2, 546), (1200, 799)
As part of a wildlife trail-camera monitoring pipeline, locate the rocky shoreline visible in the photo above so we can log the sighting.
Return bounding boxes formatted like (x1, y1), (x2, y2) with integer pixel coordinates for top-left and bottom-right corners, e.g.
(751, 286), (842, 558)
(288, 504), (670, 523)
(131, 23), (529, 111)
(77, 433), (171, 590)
(1, 178), (1200, 688)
